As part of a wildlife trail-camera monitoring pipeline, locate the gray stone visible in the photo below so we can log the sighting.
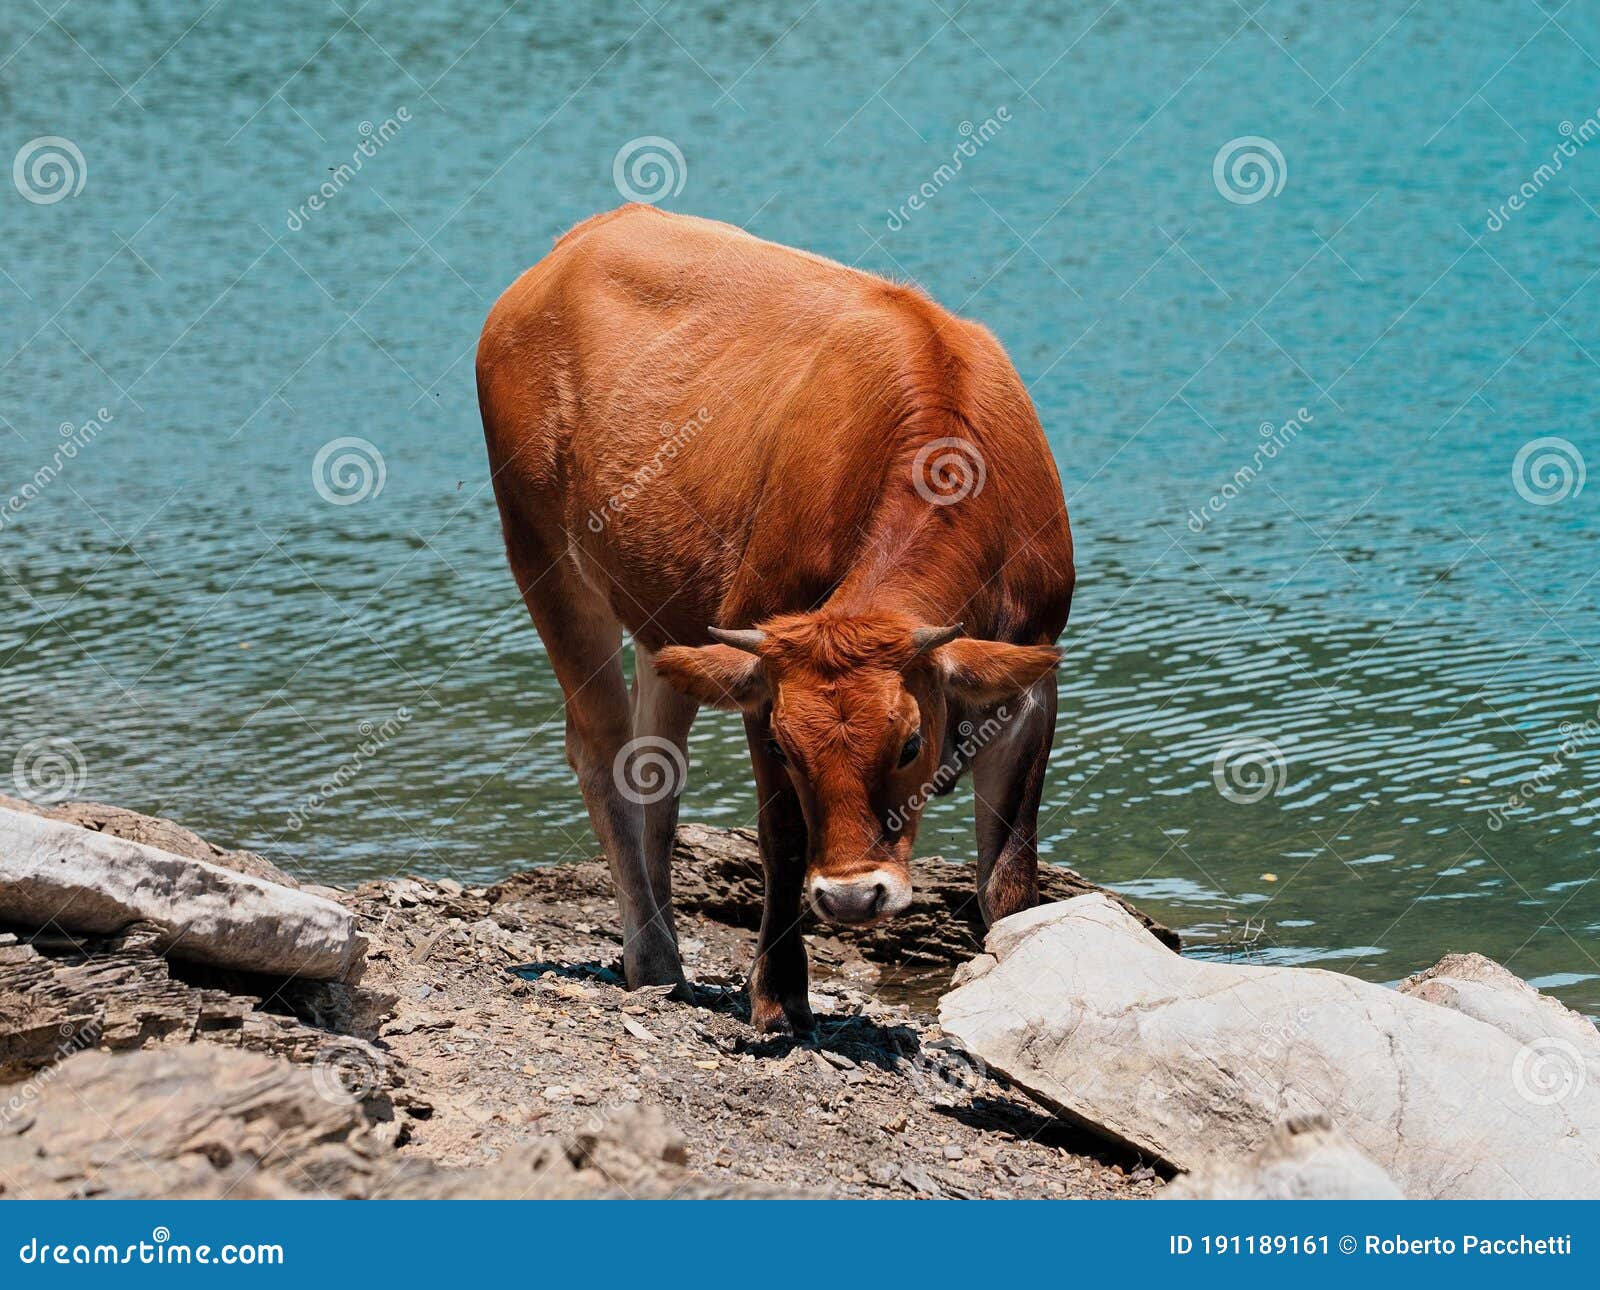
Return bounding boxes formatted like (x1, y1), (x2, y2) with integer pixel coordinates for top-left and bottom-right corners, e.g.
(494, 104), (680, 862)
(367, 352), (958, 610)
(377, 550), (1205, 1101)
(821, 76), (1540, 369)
(1398, 952), (1600, 1069)
(0, 806), (359, 980)
(1163, 1114), (1402, 1199)
(940, 895), (1600, 1200)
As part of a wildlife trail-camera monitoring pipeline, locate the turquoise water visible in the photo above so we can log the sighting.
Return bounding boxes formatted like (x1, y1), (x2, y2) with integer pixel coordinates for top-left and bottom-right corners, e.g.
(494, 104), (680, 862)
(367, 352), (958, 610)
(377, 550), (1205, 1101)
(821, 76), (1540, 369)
(2, 1), (1598, 1007)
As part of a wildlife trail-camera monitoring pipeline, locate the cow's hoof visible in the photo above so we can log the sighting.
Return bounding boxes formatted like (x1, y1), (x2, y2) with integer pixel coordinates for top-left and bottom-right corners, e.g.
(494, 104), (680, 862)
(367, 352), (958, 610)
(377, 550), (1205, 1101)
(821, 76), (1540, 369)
(625, 961), (694, 1005)
(752, 1002), (816, 1039)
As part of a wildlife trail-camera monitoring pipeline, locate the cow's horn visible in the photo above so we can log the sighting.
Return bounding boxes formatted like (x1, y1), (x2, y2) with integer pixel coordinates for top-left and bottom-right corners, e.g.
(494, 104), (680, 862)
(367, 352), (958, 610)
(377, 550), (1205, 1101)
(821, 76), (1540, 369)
(708, 626), (767, 653)
(910, 623), (965, 655)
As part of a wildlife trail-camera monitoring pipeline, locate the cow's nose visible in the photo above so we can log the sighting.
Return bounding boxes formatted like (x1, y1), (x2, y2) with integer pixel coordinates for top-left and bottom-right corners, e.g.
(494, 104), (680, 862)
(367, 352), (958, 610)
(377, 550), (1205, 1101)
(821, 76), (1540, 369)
(808, 871), (911, 925)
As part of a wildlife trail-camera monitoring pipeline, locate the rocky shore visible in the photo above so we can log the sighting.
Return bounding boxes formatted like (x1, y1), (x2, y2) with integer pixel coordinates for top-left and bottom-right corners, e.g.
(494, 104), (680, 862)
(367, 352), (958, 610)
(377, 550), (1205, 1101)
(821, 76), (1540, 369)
(7, 794), (1600, 1200)
(0, 796), (1168, 1199)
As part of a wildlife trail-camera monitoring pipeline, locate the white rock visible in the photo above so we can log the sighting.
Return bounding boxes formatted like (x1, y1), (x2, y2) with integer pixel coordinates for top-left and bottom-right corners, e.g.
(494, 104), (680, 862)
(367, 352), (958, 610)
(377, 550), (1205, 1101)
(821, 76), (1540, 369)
(0, 806), (359, 980)
(1399, 952), (1600, 1065)
(1163, 1114), (1403, 1199)
(939, 895), (1600, 1199)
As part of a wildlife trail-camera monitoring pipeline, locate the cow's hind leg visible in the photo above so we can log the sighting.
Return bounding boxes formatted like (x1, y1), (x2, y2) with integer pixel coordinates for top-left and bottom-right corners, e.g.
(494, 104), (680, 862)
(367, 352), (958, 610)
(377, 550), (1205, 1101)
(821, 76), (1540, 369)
(970, 678), (1057, 925)
(631, 644), (698, 935)
(744, 716), (814, 1036)
(504, 535), (689, 999)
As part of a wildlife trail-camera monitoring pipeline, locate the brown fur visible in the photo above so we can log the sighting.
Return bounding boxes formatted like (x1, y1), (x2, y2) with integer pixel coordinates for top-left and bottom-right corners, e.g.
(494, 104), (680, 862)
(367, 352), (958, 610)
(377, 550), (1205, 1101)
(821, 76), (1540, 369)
(479, 206), (1074, 1033)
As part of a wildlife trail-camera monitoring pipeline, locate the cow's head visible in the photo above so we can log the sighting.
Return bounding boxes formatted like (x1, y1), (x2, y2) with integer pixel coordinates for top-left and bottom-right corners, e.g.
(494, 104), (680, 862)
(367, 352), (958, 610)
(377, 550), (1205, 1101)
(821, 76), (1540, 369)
(655, 612), (1059, 926)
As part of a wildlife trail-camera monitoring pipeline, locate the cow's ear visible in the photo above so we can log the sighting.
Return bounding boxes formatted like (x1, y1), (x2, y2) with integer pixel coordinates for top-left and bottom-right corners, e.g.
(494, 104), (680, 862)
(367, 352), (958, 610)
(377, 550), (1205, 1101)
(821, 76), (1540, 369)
(654, 645), (770, 711)
(935, 638), (1060, 704)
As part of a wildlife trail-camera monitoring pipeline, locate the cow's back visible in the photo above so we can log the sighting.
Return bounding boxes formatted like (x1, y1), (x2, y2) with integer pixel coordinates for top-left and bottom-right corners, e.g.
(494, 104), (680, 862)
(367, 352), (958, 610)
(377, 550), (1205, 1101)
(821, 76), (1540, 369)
(478, 206), (1072, 647)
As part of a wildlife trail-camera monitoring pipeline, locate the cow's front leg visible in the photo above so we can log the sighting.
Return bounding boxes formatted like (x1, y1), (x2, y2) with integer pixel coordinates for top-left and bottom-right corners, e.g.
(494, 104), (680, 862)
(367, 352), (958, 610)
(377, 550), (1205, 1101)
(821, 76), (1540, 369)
(744, 714), (814, 1036)
(970, 678), (1057, 925)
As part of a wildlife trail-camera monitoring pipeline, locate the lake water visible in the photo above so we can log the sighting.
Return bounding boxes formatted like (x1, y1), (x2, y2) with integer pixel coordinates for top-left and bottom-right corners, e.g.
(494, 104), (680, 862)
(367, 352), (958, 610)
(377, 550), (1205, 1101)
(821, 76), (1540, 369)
(3, 1), (1598, 1009)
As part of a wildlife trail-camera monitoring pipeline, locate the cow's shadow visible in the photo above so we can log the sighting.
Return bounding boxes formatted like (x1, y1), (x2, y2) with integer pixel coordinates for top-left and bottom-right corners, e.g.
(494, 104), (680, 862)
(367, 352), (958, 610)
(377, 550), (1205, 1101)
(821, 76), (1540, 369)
(509, 958), (924, 1074)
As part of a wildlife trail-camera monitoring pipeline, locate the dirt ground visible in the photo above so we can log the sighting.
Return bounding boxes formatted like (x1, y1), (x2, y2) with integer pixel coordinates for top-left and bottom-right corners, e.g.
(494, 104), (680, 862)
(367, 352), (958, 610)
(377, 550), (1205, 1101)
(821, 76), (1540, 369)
(347, 827), (1166, 1199)
(2, 798), (1169, 1199)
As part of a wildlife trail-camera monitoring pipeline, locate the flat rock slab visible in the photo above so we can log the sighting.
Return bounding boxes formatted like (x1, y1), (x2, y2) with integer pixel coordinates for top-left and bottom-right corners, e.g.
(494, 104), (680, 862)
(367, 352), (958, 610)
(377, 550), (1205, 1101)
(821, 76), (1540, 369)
(1162, 1114), (1402, 1200)
(940, 895), (1600, 1200)
(0, 807), (359, 980)
(0, 1046), (797, 1199)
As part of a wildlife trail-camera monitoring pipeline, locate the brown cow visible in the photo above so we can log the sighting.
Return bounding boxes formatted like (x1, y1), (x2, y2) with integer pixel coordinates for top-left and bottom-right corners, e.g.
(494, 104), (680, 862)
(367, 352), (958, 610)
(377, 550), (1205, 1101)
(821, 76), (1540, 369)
(477, 205), (1073, 1034)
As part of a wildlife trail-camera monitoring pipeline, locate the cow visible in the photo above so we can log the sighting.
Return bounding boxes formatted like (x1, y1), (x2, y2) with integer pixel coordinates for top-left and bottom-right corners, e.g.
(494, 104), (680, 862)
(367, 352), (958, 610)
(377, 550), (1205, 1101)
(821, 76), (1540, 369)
(477, 205), (1074, 1034)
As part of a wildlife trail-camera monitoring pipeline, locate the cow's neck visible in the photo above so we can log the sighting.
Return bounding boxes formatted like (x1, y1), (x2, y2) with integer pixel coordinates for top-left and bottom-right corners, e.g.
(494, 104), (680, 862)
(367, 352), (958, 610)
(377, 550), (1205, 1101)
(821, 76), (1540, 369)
(825, 495), (981, 628)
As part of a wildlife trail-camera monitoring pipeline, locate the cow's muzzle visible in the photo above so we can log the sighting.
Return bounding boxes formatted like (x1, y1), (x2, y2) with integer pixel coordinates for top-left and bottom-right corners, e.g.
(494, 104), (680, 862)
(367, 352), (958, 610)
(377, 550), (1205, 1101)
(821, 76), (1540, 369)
(807, 869), (913, 926)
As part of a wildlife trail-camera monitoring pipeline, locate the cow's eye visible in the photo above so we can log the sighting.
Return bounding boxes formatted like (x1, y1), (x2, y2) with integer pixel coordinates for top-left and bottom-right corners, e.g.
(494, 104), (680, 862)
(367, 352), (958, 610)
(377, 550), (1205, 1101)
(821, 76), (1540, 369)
(765, 737), (789, 766)
(897, 731), (923, 768)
